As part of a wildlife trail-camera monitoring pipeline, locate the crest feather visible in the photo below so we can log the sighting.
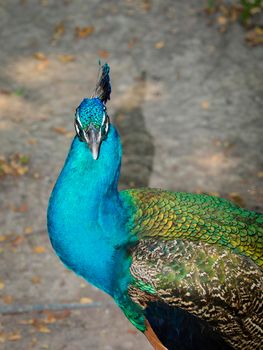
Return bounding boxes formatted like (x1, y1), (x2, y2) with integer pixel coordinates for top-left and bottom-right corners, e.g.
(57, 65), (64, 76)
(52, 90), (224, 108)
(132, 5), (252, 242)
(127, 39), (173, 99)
(94, 62), (111, 104)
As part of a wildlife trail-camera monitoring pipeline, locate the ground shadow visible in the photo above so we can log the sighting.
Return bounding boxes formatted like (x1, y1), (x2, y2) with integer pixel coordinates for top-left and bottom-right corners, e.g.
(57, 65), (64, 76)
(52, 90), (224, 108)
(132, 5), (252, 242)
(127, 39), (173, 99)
(114, 72), (154, 189)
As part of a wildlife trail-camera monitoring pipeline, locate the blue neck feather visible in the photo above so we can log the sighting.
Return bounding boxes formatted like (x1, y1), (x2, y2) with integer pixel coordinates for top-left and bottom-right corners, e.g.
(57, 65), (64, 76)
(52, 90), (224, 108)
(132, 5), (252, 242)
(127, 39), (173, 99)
(47, 125), (131, 296)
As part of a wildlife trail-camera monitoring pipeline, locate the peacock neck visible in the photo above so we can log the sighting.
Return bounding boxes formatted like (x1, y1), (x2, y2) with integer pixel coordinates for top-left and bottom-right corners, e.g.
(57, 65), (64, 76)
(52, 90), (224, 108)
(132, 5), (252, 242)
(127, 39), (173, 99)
(47, 125), (131, 296)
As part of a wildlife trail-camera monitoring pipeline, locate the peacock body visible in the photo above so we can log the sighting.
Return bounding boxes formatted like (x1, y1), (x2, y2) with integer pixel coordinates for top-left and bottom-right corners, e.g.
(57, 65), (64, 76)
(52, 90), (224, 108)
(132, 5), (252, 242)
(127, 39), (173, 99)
(47, 64), (263, 350)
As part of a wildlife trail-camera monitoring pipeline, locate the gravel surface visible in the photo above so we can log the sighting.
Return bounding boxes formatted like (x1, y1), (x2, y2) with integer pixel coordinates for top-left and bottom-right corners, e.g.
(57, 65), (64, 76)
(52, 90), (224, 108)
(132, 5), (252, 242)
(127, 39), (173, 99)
(0, 0), (262, 349)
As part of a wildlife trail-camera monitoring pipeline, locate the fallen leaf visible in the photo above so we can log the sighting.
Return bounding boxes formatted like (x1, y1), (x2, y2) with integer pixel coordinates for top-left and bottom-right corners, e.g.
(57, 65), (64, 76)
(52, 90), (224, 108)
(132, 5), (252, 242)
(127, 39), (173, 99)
(75, 26), (94, 39)
(8, 331), (21, 341)
(154, 41), (165, 49)
(33, 246), (46, 254)
(37, 325), (51, 333)
(0, 280), (5, 289)
(34, 52), (48, 61)
(217, 15), (228, 25)
(0, 332), (6, 343)
(24, 226), (33, 234)
(36, 60), (49, 72)
(15, 202), (28, 213)
(51, 21), (65, 45)
(201, 100), (210, 109)
(52, 126), (68, 135)
(65, 131), (75, 138)
(52, 127), (74, 138)
(43, 310), (70, 323)
(19, 319), (34, 325)
(31, 276), (42, 284)
(27, 138), (38, 145)
(98, 49), (109, 59)
(79, 297), (93, 304)
(257, 171), (263, 178)
(11, 236), (24, 247)
(40, 0), (49, 5)
(246, 27), (263, 47)
(141, 0), (151, 12)
(0, 154), (29, 178)
(0, 235), (7, 242)
(2, 295), (13, 304)
(58, 54), (76, 63)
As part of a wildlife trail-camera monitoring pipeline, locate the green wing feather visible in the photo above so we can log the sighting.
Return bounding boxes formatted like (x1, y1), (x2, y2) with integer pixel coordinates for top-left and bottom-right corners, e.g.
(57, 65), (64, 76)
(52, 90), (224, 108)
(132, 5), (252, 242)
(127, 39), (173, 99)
(120, 188), (263, 349)
(121, 188), (263, 267)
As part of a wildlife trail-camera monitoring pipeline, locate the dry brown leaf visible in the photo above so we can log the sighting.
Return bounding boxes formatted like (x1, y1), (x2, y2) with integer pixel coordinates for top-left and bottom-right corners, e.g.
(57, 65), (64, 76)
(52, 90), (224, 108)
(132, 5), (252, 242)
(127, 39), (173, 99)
(31, 276), (42, 284)
(0, 280), (5, 289)
(37, 325), (51, 333)
(43, 310), (70, 323)
(58, 54), (76, 63)
(98, 49), (109, 59)
(52, 127), (74, 138)
(27, 138), (38, 145)
(24, 226), (33, 234)
(155, 41), (165, 49)
(0, 235), (7, 242)
(15, 202), (29, 213)
(0, 154), (29, 178)
(40, 0), (49, 5)
(79, 297), (93, 304)
(11, 236), (24, 247)
(8, 331), (21, 341)
(51, 21), (65, 44)
(75, 26), (94, 39)
(19, 319), (34, 325)
(141, 0), (151, 12)
(52, 126), (68, 135)
(65, 131), (75, 138)
(2, 295), (13, 304)
(33, 246), (46, 254)
(246, 27), (263, 47)
(36, 60), (49, 72)
(201, 100), (210, 109)
(34, 52), (48, 61)
(0, 332), (6, 343)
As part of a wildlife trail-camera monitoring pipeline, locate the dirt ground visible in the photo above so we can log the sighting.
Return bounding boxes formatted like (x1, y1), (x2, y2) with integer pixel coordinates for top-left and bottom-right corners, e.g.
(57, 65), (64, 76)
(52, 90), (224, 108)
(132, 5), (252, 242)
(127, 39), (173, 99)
(0, 0), (262, 349)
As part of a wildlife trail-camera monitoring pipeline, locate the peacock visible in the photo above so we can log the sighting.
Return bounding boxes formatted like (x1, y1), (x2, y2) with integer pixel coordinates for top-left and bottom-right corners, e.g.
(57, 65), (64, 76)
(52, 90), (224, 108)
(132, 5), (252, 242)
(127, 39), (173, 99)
(47, 63), (263, 350)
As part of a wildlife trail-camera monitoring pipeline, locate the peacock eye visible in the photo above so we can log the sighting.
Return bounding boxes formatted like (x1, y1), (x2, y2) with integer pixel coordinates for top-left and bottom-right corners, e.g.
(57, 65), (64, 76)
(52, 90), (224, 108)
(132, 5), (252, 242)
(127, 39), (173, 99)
(75, 120), (85, 142)
(101, 115), (109, 140)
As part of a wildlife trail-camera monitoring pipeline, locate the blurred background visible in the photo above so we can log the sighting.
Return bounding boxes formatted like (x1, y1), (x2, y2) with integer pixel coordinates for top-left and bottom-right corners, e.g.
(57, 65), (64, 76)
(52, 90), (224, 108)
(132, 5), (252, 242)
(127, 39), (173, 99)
(0, 0), (262, 349)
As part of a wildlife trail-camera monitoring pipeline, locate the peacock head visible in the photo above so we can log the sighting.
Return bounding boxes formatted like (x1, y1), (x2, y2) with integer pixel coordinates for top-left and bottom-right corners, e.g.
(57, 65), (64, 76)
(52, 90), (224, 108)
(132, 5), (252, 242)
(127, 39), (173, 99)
(74, 63), (111, 160)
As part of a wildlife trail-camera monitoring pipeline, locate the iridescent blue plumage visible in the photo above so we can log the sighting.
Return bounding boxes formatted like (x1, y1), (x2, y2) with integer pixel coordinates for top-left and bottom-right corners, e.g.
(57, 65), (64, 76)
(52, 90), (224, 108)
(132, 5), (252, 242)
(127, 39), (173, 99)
(77, 98), (105, 130)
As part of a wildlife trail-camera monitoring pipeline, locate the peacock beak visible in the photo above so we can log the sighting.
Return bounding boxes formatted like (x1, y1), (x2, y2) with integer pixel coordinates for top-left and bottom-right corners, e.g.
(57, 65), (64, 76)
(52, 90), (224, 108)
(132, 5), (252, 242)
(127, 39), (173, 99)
(84, 126), (102, 160)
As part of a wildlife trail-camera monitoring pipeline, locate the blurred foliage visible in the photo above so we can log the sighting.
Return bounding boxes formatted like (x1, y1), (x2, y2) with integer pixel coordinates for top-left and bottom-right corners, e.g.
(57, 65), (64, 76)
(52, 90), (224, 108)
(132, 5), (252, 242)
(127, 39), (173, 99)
(205, 0), (263, 45)
(206, 0), (262, 25)
(240, 0), (262, 23)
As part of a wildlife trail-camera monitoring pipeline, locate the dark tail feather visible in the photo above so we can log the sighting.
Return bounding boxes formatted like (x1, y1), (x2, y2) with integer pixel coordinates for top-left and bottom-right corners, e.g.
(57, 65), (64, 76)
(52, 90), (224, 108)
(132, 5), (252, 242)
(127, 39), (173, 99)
(94, 62), (111, 104)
